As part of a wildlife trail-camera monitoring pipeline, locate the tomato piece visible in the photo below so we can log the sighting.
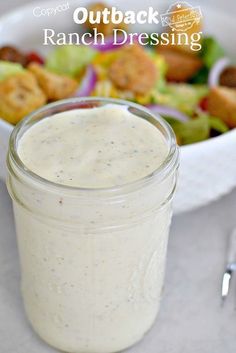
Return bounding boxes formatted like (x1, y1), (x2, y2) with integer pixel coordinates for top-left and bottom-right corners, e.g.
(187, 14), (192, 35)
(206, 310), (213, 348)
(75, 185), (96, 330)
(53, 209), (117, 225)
(199, 96), (209, 111)
(26, 52), (45, 65)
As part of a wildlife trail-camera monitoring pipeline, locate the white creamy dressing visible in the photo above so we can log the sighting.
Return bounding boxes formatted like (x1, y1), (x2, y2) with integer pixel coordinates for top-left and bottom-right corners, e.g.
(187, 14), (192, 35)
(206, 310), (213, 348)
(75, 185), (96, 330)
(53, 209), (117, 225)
(12, 104), (174, 353)
(18, 105), (168, 188)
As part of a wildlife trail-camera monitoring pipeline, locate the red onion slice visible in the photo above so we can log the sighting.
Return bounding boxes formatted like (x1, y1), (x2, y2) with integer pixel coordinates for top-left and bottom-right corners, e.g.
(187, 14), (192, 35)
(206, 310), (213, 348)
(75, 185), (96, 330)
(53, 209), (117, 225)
(75, 65), (97, 97)
(208, 57), (231, 87)
(147, 104), (189, 122)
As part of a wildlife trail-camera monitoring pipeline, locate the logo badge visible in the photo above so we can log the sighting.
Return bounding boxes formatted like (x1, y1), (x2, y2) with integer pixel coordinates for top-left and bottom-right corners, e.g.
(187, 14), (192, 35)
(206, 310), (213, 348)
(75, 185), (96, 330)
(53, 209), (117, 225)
(160, 2), (202, 32)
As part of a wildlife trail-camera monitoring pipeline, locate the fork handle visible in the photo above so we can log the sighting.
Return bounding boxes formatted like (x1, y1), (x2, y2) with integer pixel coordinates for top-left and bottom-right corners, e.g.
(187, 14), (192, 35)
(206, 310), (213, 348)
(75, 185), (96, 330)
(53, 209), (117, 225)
(227, 228), (236, 265)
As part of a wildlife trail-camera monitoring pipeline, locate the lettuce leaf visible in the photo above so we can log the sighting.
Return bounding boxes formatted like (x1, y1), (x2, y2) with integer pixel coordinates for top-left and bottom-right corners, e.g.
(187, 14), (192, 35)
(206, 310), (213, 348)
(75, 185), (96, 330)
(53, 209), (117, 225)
(166, 115), (209, 145)
(153, 84), (208, 115)
(190, 66), (209, 84)
(190, 37), (225, 84)
(148, 51), (167, 92)
(208, 116), (229, 134)
(166, 114), (229, 145)
(201, 37), (225, 69)
(46, 45), (97, 77)
(0, 61), (25, 81)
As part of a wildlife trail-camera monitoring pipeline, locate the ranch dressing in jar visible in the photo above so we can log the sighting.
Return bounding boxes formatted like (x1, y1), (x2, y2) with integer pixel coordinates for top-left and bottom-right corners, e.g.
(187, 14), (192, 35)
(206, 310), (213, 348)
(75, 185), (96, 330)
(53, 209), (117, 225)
(7, 98), (179, 353)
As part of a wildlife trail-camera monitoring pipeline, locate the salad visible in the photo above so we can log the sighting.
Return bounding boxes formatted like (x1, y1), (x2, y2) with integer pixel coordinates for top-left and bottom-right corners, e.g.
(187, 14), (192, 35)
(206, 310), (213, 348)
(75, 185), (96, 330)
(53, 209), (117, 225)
(0, 2), (235, 145)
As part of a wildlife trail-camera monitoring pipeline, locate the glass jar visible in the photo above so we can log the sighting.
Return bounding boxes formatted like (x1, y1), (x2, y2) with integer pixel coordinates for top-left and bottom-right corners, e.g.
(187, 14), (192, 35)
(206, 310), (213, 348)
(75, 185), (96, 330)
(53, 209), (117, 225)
(7, 98), (179, 353)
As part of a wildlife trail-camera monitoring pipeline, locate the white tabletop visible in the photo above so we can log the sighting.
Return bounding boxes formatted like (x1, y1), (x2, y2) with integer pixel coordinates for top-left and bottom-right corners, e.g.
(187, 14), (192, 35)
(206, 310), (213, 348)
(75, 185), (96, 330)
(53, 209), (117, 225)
(1, 1), (236, 353)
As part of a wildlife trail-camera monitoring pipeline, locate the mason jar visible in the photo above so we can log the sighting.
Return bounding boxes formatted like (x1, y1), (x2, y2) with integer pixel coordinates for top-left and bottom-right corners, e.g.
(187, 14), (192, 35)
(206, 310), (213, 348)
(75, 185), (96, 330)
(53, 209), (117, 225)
(7, 98), (179, 353)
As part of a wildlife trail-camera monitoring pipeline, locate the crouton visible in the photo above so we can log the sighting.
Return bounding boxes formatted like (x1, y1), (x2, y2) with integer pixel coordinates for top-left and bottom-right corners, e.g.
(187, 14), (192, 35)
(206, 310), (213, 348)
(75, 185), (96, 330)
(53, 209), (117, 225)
(28, 63), (78, 101)
(158, 47), (203, 82)
(85, 3), (127, 36)
(0, 72), (46, 124)
(108, 45), (158, 95)
(0, 46), (27, 66)
(220, 67), (236, 88)
(208, 86), (236, 128)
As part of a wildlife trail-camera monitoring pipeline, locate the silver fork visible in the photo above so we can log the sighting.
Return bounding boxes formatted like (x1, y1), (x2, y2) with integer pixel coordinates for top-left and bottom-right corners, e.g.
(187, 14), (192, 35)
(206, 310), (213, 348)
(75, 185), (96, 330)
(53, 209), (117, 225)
(221, 228), (236, 305)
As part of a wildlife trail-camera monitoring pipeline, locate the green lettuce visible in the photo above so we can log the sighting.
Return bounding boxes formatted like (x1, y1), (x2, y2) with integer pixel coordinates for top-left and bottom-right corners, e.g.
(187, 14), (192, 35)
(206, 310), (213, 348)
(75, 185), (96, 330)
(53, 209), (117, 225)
(153, 84), (208, 115)
(166, 115), (209, 144)
(201, 37), (225, 69)
(0, 61), (25, 81)
(148, 51), (167, 92)
(166, 114), (229, 145)
(190, 67), (209, 84)
(208, 116), (229, 134)
(46, 45), (97, 77)
(191, 37), (225, 84)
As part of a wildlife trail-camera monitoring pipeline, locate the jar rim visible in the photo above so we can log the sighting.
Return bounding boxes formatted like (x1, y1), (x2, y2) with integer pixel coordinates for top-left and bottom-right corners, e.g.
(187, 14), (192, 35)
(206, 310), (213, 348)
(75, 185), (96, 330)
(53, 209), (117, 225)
(7, 97), (179, 197)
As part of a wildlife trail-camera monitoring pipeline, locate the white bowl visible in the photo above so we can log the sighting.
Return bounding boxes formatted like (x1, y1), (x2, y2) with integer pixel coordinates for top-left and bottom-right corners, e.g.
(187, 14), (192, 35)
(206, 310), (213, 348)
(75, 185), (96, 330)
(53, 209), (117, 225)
(0, 0), (235, 214)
